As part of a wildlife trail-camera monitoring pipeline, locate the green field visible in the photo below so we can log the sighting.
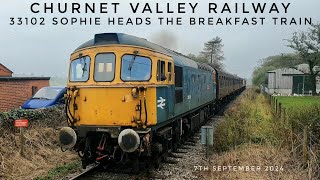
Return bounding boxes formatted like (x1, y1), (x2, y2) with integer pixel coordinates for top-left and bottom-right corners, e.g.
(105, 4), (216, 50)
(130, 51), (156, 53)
(274, 96), (320, 108)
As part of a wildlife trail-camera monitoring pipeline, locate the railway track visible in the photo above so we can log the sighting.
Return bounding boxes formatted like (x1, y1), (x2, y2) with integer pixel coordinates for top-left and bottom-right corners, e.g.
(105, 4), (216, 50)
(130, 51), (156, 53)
(62, 132), (207, 180)
(67, 164), (153, 180)
(62, 163), (99, 180)
(63, 156), (155, 180)
(63, 96), (237, 180)
(63, 129), (214, 180)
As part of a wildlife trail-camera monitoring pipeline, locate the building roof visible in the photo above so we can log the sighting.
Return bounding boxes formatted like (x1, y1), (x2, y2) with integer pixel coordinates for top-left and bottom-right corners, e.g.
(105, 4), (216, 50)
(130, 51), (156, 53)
(0, 77), (50, 81)
(267, 67), (304, 75)
(0, 63), (13, 73)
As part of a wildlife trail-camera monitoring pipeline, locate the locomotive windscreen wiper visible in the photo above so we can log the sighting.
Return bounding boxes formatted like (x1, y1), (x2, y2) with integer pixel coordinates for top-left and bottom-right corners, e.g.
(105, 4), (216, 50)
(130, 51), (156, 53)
(80, 57), (87, 77)
(128, 51), (139, 71)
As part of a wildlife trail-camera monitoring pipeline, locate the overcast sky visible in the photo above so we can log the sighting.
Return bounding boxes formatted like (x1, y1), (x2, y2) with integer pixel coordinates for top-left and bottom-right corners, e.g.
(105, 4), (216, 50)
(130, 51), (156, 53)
(1, 0), (319, 80)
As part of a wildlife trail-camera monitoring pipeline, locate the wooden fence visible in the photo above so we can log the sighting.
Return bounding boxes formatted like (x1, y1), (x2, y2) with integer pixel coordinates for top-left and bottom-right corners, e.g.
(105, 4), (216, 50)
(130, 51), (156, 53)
(267, 94), (312, 170)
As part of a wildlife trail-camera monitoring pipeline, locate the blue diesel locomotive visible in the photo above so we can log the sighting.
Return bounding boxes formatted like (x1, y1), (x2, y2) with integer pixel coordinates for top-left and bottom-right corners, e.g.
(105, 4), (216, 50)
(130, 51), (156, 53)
(58, 33), (246, 168)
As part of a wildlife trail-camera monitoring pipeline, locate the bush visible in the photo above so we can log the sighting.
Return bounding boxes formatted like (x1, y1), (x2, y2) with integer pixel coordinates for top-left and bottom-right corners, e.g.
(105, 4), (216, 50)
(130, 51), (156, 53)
(213, 89), (276, 152)
(0, 106), (66, 133)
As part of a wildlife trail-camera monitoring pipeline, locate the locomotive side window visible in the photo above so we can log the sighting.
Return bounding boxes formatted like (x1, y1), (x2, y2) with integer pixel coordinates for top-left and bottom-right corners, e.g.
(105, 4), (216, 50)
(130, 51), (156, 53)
(69, 56), (90, 82)
(175, 66), (183, 87)
(157, 60), (166, 81)
(121, 55), (151, 81)
(175, 90), (183, 104)
(168, 62), (172, 81)
(94, 53), (115, 82)
(175, 65), (183, 104)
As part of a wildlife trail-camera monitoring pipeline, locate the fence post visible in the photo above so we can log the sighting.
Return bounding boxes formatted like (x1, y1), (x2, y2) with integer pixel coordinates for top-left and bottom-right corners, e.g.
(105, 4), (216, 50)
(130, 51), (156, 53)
(281, 107), (285, 122)
(268, 95), (271, 103)
(278, 103), (282, 117)
(275, 99), (278, 114)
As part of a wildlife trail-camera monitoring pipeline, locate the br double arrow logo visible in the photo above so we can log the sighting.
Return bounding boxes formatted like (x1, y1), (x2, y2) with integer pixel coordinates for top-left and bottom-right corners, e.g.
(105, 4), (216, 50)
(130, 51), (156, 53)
(157, 97), (166, 109)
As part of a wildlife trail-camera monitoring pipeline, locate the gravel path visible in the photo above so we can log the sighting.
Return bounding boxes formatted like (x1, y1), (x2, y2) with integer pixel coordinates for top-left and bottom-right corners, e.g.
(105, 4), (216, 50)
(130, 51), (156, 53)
(150, 116), (224, 180)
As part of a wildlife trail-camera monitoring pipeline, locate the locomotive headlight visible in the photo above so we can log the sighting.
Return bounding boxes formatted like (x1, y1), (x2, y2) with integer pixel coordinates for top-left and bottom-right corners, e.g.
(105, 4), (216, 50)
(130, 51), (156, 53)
(59, 127), (77, 149)
(118, 129), (140, 153)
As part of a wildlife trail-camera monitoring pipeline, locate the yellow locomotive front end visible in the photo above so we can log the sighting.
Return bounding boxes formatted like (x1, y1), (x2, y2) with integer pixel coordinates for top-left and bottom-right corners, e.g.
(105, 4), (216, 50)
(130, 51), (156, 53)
(59, 33), (174, 168)
(68, 46), (162, 128)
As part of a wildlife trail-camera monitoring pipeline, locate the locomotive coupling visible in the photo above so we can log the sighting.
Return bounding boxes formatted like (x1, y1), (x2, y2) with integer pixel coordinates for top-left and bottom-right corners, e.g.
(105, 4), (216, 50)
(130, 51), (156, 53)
(59, 127), (77, 149)
(118, 129), (140, 153)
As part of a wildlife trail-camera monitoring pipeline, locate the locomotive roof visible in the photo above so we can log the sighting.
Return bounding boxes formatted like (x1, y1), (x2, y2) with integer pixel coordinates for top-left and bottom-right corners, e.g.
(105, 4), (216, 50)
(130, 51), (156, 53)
(75, 33), (213, 70)
(74, 33), (245, 80)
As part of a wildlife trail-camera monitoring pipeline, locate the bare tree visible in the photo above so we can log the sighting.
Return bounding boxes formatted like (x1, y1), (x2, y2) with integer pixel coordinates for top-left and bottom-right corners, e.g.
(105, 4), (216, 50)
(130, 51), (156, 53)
(287, 24), (320, 95)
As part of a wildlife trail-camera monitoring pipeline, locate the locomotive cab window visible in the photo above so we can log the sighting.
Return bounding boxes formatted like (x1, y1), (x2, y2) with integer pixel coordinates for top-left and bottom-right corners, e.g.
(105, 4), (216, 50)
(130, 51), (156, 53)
(121, 54), (151, 81)
(69, 56), (90, 82)
(94, 53), (115, 82)
(157, 60), (166, 81)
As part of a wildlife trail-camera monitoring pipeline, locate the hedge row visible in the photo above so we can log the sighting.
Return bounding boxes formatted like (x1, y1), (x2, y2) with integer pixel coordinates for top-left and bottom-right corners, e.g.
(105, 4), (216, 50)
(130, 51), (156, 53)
(0, 106), (66, 132)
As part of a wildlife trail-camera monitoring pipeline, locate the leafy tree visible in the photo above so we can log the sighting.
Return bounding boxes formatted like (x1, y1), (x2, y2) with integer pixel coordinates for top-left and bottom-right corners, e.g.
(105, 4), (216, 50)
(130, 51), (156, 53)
(287, 24), (320, 95)
(200, 37), (224, 70)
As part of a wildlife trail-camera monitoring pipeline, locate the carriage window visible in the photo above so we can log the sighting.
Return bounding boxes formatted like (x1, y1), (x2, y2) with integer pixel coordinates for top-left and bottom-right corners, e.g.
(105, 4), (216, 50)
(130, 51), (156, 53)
(157, 60), (166, 81)
(168, 62), (172, 81)
(94, 53), (115, 82)
(121, 55), (151, 81)
(69, 56), (90, 82)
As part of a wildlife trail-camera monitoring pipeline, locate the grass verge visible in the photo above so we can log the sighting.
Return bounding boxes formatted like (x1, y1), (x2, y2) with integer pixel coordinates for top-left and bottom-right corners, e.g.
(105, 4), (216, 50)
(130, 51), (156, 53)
(0, 106), (78, 180)
(35, 160), (81, 180)
(274, 96), (320, 108)
(211, 89), (319, 179)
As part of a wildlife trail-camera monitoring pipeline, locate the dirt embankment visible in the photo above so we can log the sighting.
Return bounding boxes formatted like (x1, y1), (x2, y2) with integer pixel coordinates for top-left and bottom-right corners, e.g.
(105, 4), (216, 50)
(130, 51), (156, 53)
(0, 106), (77, 180)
